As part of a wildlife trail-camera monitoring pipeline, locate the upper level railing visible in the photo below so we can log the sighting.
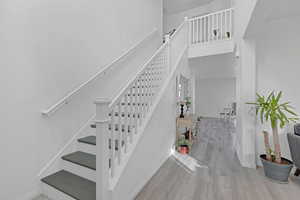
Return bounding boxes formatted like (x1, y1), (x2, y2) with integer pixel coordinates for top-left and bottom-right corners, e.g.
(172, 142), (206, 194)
(94, 19), (189, 200)
(189, 8), (234, 45)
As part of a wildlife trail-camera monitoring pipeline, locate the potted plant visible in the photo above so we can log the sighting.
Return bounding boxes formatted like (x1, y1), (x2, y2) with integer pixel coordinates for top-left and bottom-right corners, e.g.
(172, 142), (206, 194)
(247, 91), (298, 183)
(177, 136), (191, 154)
(185, 97), (192, 114)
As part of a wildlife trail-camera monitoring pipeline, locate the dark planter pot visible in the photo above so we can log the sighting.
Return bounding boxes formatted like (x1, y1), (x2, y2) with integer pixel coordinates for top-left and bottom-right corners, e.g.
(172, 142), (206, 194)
(260, 154), (293, 183)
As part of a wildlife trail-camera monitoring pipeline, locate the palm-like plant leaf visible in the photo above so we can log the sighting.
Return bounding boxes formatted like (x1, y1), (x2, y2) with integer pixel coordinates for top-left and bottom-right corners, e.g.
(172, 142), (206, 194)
(247, 91), (298, 129)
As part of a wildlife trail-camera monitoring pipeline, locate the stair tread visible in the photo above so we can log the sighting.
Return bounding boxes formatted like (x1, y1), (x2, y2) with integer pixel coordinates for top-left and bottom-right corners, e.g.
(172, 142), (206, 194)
(62, 151), (96, 170)
(41, 170), (95, 200)
(78, 136), (96, 145)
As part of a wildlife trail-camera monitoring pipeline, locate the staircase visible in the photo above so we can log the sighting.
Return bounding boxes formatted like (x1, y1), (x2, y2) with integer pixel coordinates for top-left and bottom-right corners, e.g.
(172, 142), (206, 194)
(39, 8), (233, 200)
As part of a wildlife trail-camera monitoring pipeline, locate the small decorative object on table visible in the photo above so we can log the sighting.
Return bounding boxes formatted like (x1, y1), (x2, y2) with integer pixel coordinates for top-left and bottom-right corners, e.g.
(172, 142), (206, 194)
(247, 91), (298, 183)
(185, 97), (192, 115)
(179, 101), (185, 118)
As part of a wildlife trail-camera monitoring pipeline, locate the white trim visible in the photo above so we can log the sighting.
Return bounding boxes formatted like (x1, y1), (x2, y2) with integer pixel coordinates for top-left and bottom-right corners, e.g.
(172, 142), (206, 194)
(42, 29), (158, 117)
(14, 187), (41, 200)
(37, 114), (95, 178)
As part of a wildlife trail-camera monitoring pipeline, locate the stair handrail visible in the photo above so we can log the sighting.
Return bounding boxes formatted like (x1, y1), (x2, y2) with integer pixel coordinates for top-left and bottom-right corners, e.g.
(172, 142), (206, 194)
(41, 28), (158, 117)
(170, 17), (188, 42)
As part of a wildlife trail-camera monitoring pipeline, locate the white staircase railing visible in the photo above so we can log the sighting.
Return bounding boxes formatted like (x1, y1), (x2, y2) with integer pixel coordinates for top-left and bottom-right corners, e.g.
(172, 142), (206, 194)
(95, 19), (189, 200)
(94, 8), (233, 199)
(189, 8), (234, 45)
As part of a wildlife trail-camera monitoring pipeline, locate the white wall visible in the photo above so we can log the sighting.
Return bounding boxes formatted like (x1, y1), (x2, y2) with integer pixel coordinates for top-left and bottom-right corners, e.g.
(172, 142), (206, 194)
(163, 0), (231, 34)
(189, 53), (236, 118)
(232, 0), (258, 168)
(190, 53), (235, 79)
(0, 1), (162, 199)
(195, 78), (235, 118)
(255, 16), (300, 164)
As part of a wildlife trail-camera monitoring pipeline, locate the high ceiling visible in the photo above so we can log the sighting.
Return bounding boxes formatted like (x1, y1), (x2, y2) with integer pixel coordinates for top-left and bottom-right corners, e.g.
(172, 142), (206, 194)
(164, 0), (214, 14)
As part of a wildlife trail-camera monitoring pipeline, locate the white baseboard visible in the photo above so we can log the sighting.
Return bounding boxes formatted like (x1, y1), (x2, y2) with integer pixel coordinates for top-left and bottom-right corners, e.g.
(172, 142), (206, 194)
(130, 153), (170, 200)
(41, 183), (76, 200)
(14, 186), (41, 200)
(37, 114), (95, 180)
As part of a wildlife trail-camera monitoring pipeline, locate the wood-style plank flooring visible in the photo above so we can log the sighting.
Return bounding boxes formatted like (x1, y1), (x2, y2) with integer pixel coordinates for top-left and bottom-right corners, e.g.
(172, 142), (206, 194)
(135, 118), (300, 200)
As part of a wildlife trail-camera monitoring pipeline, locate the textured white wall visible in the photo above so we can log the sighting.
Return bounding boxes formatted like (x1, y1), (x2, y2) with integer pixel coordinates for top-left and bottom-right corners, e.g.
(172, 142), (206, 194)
(255, 16), (300, 165)
(195, 78), (236, 118)
(190, 54), (236, 118)
(0, 1), (162, 199)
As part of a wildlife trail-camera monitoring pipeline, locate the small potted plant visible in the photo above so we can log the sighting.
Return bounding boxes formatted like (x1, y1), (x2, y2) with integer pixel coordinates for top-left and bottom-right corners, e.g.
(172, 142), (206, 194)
(177, 136), (191, 154)
(185, 97), (192, 114)
(247, 91), (298, 183)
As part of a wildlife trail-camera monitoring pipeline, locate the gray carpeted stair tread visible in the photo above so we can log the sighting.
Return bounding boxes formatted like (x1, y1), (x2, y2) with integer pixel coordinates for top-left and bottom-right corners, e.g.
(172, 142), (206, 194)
(78, 136), (96, 145)
(41, 170), (95, 200)
(62, 151), (96, 170)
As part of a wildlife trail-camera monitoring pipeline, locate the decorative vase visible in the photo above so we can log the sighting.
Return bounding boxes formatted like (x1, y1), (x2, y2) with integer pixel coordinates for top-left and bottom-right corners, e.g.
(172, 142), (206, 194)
(180, 104), (184, 118)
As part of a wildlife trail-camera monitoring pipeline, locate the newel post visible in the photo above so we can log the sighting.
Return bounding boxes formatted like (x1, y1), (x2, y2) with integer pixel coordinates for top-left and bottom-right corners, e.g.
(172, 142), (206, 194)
(95, 98), (111, 200)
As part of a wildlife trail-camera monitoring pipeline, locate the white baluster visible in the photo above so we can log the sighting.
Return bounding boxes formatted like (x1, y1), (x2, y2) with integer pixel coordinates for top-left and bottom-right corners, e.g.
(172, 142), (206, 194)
(142, 71), (147, 116)
(124, 94), (129, 153)
(217, 13), (219, 40)
(138, 78), (143, 125)
(208, 16), (210, 42)
(230, 9), (232, 38)
(204, 17), (207, 43)
(220, 12), (224, 40)
(199, 18), (202, 43)
(134, 81), (138, 135)
(117, 102), (122, 164)
(145, 68), (150, 112)
(188, 20), (192, 46)
(109, 109), (115, 177)
(196, 18), (199, 43)
(129, 87), (134, 143)
(95, 98), (111, 200)
(192, 20), (195, 44)
(225, 10), (228, 39)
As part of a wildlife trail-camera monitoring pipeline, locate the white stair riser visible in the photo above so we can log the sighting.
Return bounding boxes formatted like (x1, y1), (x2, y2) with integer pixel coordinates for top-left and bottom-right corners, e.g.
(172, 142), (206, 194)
(42, 183), (76, 200)
(62, 160), (96, 182)
(77, 143), (96, 155)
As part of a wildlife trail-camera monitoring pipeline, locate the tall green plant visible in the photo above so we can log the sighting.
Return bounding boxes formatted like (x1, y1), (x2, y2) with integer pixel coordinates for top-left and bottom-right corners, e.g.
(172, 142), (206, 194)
(247, 91), (298, 163)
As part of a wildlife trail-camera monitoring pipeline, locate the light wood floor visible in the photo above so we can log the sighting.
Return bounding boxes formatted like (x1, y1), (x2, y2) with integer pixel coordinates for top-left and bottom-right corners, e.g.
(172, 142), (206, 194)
(135, 118), (300, 200)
